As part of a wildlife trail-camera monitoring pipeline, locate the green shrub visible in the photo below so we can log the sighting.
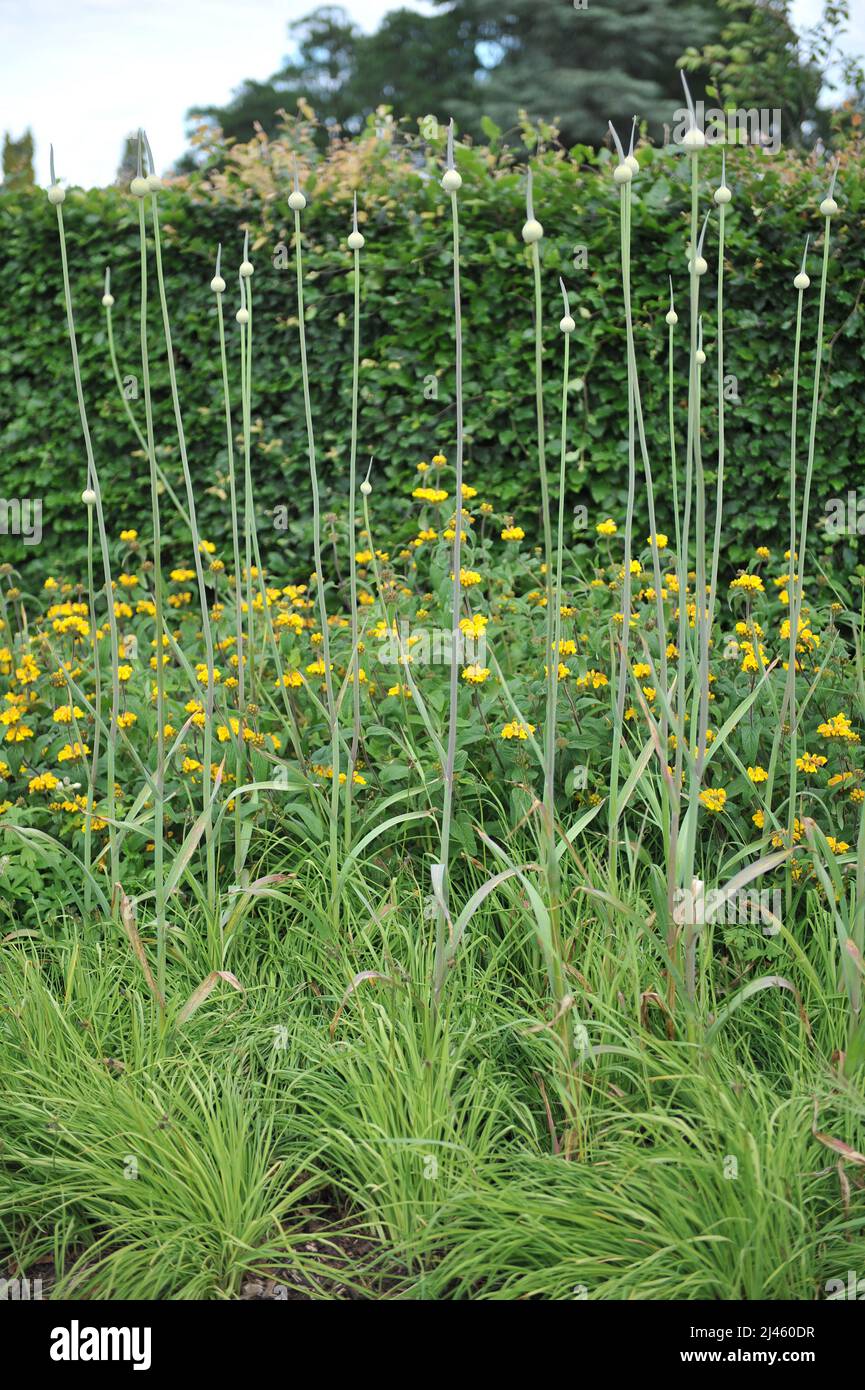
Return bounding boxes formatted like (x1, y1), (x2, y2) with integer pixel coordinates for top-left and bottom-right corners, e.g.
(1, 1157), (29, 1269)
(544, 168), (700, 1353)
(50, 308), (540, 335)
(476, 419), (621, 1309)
(2, 119), (863, 582)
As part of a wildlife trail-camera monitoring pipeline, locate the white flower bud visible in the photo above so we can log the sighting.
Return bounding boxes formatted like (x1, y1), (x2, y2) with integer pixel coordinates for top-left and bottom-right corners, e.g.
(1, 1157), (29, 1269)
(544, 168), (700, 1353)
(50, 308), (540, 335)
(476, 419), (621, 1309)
(625, 154), (640, 177)
(210, 275), (226, 294)
(559, 314), (576, 334)
(288, 190), (306, 211)
(82, 489), (97, 506)
(101, 293), (115, 308)
(147, 174), (162, 192)
(47, 184), (65, 205)
(793, 271), (810, 291)
(696, 348), (707, 366)
(441, 168), (462, 193)
(360, 479), (372, 496)
(665, 309), (678, 326)
(612, 163), (632, 184)
(522, 218), (543, 243)
(682, 127), (706, 150)
(239, 260), (254, 278)
(236, 307), (249, 325)
(714, 185), (732, 205)
(820, 196), (838, 217)
(347, 229), (365, 251)
(689, 256), (708, 276)
(130, 176), (150, 198)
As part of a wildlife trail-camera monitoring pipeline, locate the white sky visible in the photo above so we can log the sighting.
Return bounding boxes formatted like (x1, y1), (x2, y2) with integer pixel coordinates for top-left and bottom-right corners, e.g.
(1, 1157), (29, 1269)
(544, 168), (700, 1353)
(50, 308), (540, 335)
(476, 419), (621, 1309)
(0, 0), (862, 188)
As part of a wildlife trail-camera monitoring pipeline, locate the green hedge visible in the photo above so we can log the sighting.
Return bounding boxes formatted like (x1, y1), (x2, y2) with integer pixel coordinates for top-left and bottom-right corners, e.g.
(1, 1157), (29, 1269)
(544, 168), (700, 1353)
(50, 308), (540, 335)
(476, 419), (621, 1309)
(2, 127), (863, 583)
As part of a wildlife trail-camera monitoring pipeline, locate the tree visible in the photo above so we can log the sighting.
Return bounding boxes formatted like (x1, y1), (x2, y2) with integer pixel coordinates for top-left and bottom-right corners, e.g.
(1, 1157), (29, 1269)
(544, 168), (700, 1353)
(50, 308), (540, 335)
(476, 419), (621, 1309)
(186, 0), (849, 159)
(2, 130), (35, 191)
(679, 0), (826, 144)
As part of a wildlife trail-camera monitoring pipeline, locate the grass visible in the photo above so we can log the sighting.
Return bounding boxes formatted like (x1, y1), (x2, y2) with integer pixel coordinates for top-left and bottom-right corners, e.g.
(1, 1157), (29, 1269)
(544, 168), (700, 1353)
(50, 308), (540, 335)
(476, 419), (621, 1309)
(1, 108), (863, 1300)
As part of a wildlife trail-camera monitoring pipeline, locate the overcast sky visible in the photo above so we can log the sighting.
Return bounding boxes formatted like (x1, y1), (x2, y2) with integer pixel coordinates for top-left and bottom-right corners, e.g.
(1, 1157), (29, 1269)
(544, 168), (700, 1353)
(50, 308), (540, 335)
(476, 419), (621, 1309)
(1, 0), (862, 188)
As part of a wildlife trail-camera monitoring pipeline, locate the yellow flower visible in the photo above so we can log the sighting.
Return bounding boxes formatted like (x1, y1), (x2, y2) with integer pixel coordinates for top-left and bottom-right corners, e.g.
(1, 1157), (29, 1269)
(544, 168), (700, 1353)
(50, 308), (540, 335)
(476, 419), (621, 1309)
(355, 549), (373, 564)
(120, 528), (138, 542)
(746, 765), (768, 783)
(596, 519), (617, 536)
(459, 614), (488, 639)
(501, 720), (535, 740)
(632, 662), (651, 679)
(461, 664), (491, 684)
(501, 526), (525, 541)
(729, 573), (765, 594)
(53, 704), (84, 723)
(57, 741), (90, 763)
(277, 671), (303, 688)
(28, 772), (60, 794)
(796, 752), (828, 774)
(412, 487), (449, 503)
(752, 809), (765, 828)
(455, 569), (481, 587)
(647, 533), (668, 550)
(699, 787), (727, 813)
(574, 669), (608, 690)
(117, 712), (137, 729)
(817, 713), (859, 743)
(117, 664), (133, 682)
(826, 835), (849, 855)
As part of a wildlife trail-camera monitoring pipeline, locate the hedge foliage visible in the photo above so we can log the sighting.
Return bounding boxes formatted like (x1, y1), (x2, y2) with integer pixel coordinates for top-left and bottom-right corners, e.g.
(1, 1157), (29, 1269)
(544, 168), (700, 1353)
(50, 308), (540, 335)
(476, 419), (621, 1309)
(2, 117), (864, 582)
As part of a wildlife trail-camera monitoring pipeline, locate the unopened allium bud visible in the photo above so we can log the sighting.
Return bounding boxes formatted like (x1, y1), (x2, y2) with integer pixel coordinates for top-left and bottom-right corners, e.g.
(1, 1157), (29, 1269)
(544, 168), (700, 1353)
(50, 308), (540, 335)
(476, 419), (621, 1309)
(236, 307), (249, 325)
(360, 479), (372, 497)
(820, 196), (838, 217)
(240, 260), (254, 278)
(348, 192), (365, 249)
(147, 174), (162, 192)
(442, 118), (462, 193)
(559, 314), (575, 334)
(714, 185), (731, 205)
(101, 293), (115, 308)
(625, 116), (639, 176)
(613, 162), (632, 184)
(47, 184), (65, 205)
(679, 73), (705, 152)
(130, 176), (149, 198)
(665, 308), (678, 326)
(793, 271), (810, 291)
(288, 189), (306, 212)
(82, 489), (97, 507)
(210, 276), (226, 294)
(522, 167), (542, 241)
(689, 255), (708, 276)
(696, 348), (706, 366)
